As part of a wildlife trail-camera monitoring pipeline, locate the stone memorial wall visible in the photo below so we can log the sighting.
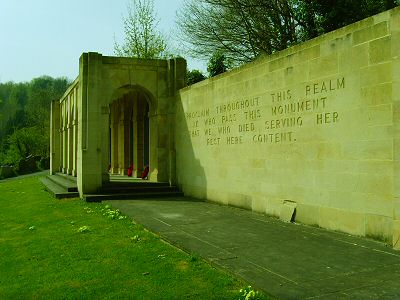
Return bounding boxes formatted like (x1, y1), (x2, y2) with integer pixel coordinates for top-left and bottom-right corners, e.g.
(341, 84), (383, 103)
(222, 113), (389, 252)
(175, 8), (400, 248)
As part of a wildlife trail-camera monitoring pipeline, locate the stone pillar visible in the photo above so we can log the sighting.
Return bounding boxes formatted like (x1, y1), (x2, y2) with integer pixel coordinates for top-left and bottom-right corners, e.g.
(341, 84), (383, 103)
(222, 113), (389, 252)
(72, 89), (78, 177)
(50, 100), (61, 175)
(117, 99), (125, 175)
(153, 57), (187, 183)
(118, 98), (131, 175)
(67, 96), (74, 175)
(59, 113), (63, 173)
(77, 52), (105, 196)
(110, 102), (119, 174)
(67, 124), (73, 175)
(62, 102), (68, 174)
(133, 99), (145, 177)
(392, 11), (400, 250)
(72, 124), (78, 176)
(148, 113), (157, 182)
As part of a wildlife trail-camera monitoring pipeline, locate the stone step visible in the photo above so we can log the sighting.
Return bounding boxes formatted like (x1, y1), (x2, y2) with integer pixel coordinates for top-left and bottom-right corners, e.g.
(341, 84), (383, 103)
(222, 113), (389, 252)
(40, 177), (79, 199)
(105, 181), (171, 188)
(47, 174), (78, 192)
(99, 185), (180, 194)
(84, 191), (185, 202)
(55, 172), (77, 183)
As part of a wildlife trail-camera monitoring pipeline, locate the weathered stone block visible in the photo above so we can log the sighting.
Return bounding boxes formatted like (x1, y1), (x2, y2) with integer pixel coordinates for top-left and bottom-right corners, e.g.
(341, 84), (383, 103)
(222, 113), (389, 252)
(391, 32), (400, 58)
(280, 201), (297, 222)
(393, 220), (400, 250)
(251, 196), (267, 213)
(390, 6), (400, 32)
(265, 198), (283, 218)
(360, 63), (392, 86)
(336, 210), (366, 236)
(365, 214), (393, 243)
(373, 10), (390, 24)
(369, 36), (391, 64)
(339, 44), (369, 73)
(361, 83), (392, 106)
(295, 204), (320, 226)
(394, 201), (400, 220)
(353, 21), (389, 45)
(228, 193), (252, 210)
(309, 54), (339, 79)
(394, 58), (400, 81)
(321, 34), (352, 56)
(318, 207), (339, 232)
(366, 103), (393, 126)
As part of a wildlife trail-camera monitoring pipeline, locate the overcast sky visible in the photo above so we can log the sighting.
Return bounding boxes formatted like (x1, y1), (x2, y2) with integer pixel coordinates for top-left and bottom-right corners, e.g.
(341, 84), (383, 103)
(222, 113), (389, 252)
(0, 0), (206, 83)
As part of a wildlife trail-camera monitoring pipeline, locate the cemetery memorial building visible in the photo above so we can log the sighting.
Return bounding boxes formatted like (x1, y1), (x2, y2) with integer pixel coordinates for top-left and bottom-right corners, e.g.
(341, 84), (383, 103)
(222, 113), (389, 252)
(49, 8), (400, 249)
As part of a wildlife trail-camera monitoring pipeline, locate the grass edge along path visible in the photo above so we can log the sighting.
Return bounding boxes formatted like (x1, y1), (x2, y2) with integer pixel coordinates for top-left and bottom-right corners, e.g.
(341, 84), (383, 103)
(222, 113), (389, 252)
(0, 175), (269, 299)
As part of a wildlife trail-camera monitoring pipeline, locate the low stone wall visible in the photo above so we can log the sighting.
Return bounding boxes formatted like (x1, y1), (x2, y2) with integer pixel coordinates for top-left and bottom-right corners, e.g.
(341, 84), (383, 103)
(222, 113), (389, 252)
(0, 166), (15, 179)
(175, 7), (400, 248)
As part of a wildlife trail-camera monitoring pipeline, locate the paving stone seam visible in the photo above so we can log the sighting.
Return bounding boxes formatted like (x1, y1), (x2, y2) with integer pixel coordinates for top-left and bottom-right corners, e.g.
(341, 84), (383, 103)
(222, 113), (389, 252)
(304, 282), (382, 299)
(152, 217), (172, 227)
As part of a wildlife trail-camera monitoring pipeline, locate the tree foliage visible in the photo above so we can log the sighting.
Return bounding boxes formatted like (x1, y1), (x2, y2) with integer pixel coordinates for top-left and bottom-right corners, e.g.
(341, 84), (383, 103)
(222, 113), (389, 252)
(0, 76), (69, 167)
(207, 51), (229, 77)
(187, 69), (206, 85)
(114, 0), (168, 58)
(177, 0), (399, 64)
(295, 0), (398, 37)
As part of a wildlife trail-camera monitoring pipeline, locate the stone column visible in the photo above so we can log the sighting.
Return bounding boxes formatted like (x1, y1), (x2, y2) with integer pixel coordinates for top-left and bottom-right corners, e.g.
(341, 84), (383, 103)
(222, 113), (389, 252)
(67, 96), (74, 175)
(62, 102), (68, 174)
(393, 12), (400, 250)
(59, 127), (63, 173)
(72, 124), (78, 176)
(148, 113), (157, 182)
(118, 99), (131, 175)
(153, 57), (187, 183)
(50, 100), (61, 175)
(133, 99), (145, 177)
(72, 89), (78, 177)
(77, 52), (105, 195)
(59, 105), (63, 173)
(110, 102), (119, 174)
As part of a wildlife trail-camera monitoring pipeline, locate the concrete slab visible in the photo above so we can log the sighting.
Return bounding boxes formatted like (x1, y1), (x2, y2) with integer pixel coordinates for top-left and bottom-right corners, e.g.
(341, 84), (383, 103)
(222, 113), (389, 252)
(0, 170), (48, 182)
(106, 198), (400, 299)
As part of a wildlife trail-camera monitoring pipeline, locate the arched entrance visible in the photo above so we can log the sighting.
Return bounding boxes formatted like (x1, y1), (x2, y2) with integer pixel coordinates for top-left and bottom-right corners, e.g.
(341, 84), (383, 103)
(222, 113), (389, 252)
(48, 52), (186, 195)
(109, 88), (150, 179)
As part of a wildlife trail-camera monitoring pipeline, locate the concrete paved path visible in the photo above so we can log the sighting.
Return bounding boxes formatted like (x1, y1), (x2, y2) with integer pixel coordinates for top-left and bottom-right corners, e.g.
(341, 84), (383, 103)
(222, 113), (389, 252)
(106, 198), (400, 299)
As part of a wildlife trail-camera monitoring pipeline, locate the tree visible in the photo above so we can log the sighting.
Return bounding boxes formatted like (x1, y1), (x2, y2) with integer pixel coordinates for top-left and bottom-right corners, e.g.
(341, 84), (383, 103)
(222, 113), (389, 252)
(114, 0), (168, 59)
(187, 69), (206, 85)
(177, 0), (399, 64)
(177, 0), (298, 64)
(27, 76), (69, 129)
(306, 0), (399, 34)
(0, 82), (28, 141)
(3, 126), (45, 166)
(0, 76), (69, 166)
(207, 51), (229, 77)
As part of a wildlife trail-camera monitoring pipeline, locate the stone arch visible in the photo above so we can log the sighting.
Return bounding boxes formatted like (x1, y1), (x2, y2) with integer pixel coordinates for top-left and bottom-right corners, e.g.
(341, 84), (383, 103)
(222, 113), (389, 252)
(108, 84), (157, 116)
(108, 84), (154, 180)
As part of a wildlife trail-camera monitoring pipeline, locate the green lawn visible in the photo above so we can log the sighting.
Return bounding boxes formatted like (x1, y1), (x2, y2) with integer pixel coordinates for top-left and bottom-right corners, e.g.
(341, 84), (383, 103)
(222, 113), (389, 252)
(0, 175), (265, 299)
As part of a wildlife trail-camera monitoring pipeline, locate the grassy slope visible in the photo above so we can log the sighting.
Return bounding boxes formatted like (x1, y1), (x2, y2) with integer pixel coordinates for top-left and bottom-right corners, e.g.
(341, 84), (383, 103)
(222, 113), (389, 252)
(0, 176), (246, 299)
